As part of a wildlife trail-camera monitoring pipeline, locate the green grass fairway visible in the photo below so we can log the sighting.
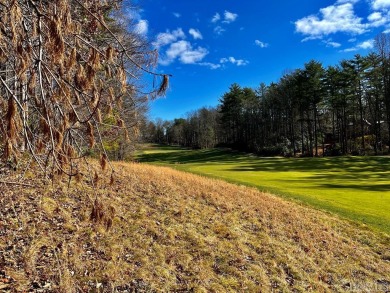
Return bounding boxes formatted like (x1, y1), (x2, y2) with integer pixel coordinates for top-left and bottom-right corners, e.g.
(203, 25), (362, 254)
(136, 144), (390, 235)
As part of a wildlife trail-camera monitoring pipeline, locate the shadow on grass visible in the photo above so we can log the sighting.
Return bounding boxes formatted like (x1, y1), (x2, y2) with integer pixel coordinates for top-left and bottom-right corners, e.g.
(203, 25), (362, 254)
(319, 183), (390, 192)
(228, 156), (390, 185)
(229, 156), (390, 173)
(138, 146), (390, 191)
(137, 147), (246, 164)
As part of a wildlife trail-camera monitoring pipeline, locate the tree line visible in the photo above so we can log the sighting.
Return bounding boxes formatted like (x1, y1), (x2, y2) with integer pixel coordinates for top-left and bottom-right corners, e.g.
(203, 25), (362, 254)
(145, 34), (390, 157)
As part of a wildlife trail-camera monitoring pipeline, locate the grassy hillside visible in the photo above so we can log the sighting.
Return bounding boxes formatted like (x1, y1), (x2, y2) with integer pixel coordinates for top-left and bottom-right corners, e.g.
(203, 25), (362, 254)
(1, 160), (390, 292)
(136, 144), (390, 235)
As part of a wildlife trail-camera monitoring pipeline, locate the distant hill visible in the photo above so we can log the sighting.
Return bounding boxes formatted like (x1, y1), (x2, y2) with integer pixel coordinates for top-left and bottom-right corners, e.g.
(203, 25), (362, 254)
(1, 161), (389, 292)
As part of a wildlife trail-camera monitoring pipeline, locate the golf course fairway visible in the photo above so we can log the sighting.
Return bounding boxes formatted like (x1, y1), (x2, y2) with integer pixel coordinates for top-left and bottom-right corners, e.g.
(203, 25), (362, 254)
(136, 145), (390, 235)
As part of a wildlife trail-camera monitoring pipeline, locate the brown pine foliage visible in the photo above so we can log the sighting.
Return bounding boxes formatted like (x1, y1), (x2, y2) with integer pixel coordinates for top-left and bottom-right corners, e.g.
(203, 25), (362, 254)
(0, 0), (169, 176)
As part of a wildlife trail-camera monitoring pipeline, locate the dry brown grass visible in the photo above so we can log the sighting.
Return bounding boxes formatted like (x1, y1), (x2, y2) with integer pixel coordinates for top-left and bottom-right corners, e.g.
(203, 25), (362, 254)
(0, 161), (389, 292)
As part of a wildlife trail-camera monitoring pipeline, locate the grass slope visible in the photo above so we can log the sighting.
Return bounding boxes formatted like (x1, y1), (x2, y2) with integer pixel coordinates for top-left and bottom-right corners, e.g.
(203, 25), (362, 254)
(1, 160), (390, 292)
(136, 144), (390, 235)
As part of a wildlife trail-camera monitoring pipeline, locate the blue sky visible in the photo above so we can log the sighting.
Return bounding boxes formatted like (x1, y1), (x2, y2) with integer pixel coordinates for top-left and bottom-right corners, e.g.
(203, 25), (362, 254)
(130, 0), (390, 121)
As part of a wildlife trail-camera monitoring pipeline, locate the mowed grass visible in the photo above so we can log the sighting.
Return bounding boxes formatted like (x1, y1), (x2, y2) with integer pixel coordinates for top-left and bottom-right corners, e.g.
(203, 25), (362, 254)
(136, 144), (390, 235)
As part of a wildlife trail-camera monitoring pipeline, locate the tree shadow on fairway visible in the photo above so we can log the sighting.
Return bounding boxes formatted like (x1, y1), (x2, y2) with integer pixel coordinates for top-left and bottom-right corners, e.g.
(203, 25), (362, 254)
(230, 156), (390, 172)
(229, 156), (390, 182)
(319, 183), (390, 192)
(137, 148), (246, 164)
(139, 146), (390, 189)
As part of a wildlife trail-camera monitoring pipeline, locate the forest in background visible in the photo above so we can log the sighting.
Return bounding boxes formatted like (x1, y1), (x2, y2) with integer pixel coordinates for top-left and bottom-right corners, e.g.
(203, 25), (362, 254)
(144, 34), (390, 157)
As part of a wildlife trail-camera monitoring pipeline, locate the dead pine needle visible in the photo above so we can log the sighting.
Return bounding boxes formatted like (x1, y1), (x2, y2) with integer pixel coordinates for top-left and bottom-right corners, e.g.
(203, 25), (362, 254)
(75, 171), (82, 183)
(117, 118), (124, 128)
(93, 170), (99, 186)
(157, 74), (169, 96)
(100, 153), (107, 171)
(90, 198), (115, 230)
(109, 172), (115, 186)
(86, 121), (95, 149)
(90, 198), (104, 222)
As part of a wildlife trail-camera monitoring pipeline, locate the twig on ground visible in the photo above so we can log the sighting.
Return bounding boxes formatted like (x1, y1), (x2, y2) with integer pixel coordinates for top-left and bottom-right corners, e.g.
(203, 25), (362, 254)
(0, 180), (36, 188)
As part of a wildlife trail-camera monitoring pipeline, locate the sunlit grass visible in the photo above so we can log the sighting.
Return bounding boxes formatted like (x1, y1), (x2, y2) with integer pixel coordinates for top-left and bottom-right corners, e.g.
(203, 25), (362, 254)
(2, 157), (390, 291)
(136, 144), (390, 235)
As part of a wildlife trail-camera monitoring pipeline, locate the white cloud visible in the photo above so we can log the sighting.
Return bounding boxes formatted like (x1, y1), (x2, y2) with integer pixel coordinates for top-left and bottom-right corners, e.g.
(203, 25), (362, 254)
(125, 8), (142, 22)
(368, 12), (383, 21)
(214, 26), (225, 35)
(371, 0), (390, 10)
(166, 41), (190, 60)
(159, 40), (208, 65)
(211, 10), (238, 35)
(368, 11), (389, 27)
(342, 47), (359, 52)
(342, 39), (375, 52)
(301, 36), (323, 42)
(255, 40), (269, 48)
(220, 56), (249, 66)
(180, 48), (208, 64)
(153, 28), (210, 67)
(296, 0), (390, 43)
(212, 11), (239, 23)
(125, 8), (149, 36)
(135, 19), (148, 35)
(323, 39), (342, 47)
(295, 3), (367, 39)
(153, 28), (186, 48)
(358, 39), (375, 49)
(212, 13), (221, 23)
(173, 12), (181, 18)
(223, 11), (238, 23)
(336, 0), (359, 3)
(189, 28), (203, 40)
(199, 62), (221, 70)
